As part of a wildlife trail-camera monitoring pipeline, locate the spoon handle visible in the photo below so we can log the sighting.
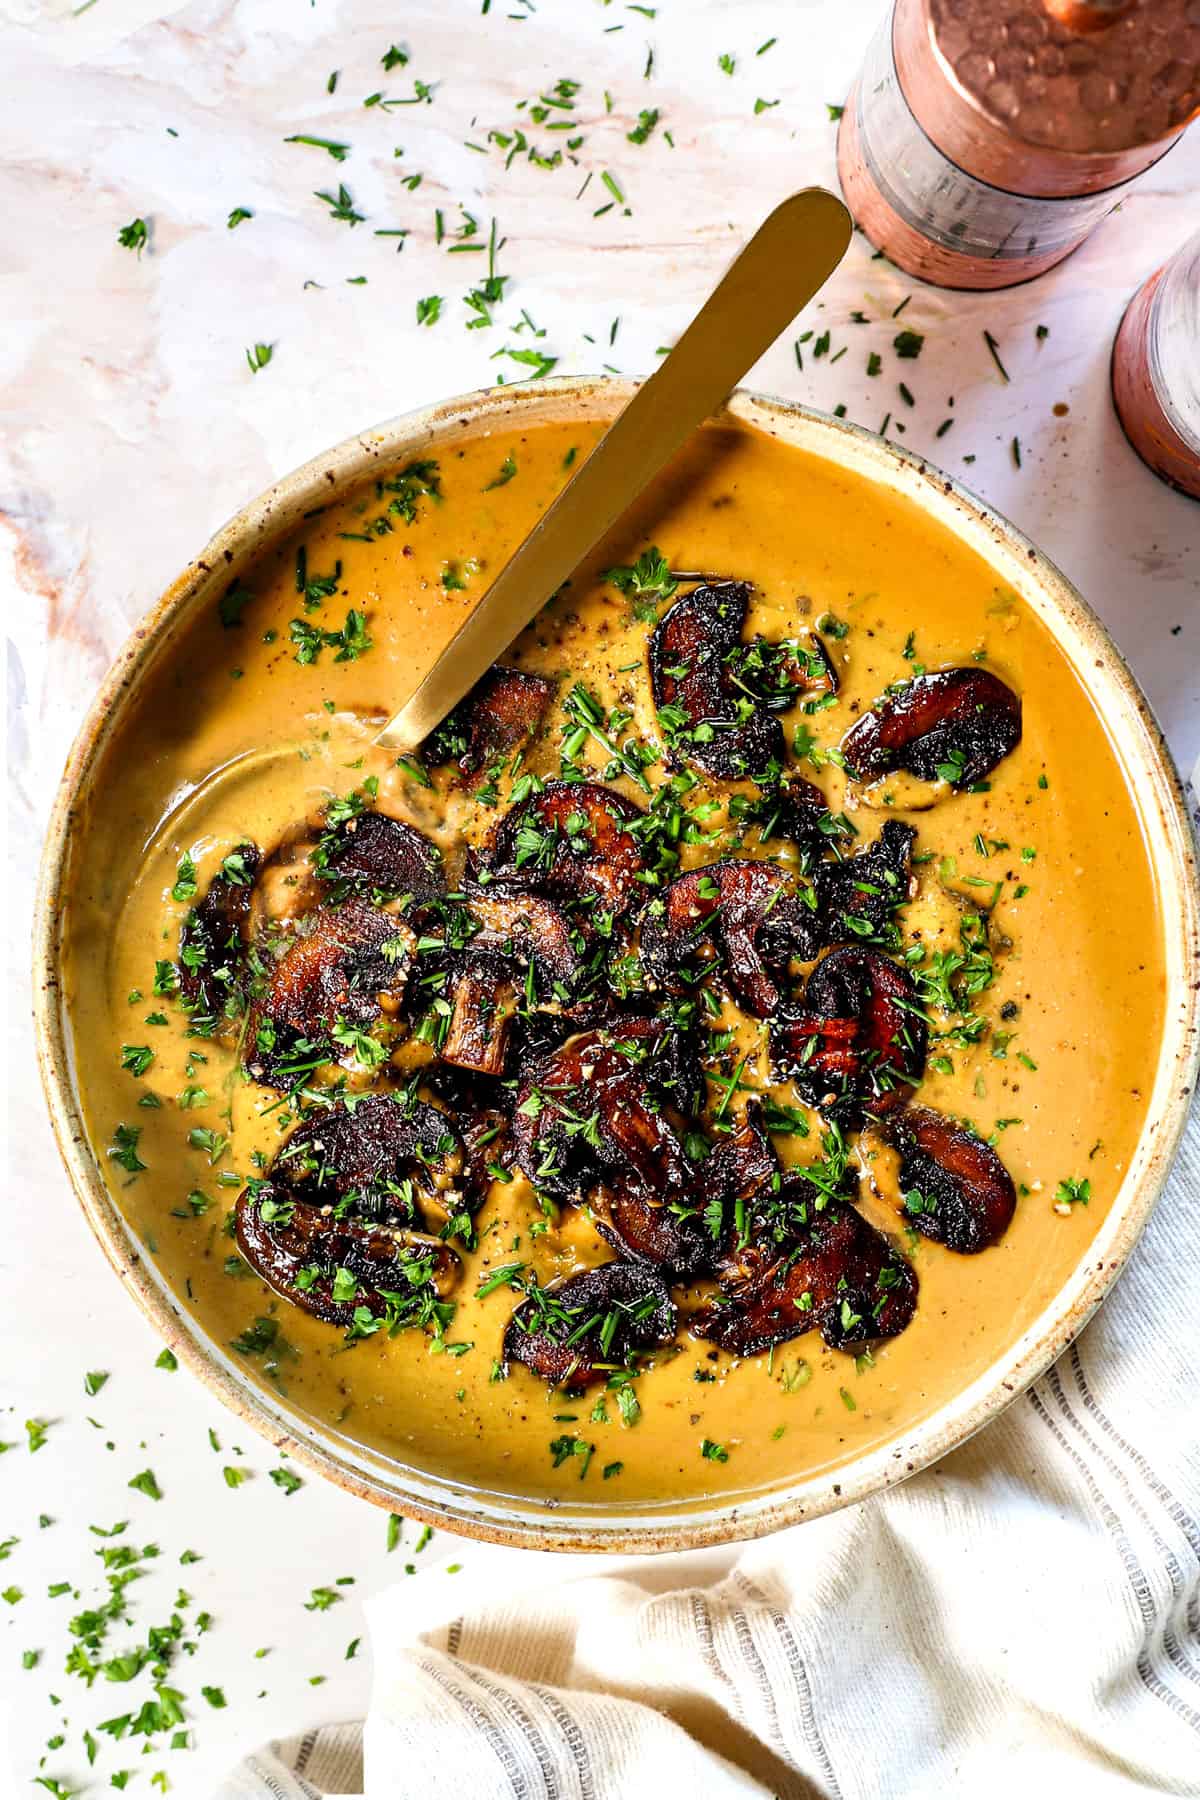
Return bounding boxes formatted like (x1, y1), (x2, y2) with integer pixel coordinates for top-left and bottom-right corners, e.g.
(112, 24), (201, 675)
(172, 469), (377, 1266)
(376, 186), (852, 752)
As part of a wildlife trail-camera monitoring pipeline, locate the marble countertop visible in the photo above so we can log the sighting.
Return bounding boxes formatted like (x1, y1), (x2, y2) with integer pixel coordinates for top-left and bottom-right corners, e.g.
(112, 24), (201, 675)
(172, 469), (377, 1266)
(4, 0), (1198, 1792)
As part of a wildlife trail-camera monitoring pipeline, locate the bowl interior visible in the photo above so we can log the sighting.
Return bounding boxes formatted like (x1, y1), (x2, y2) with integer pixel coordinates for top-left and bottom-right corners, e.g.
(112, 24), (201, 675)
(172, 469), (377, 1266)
(35, 380), (1200, 1550)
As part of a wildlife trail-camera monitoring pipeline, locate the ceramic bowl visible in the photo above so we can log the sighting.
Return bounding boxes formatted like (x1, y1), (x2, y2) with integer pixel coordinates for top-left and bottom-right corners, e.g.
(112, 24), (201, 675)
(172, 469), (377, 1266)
(33, 378), (1200, 1551)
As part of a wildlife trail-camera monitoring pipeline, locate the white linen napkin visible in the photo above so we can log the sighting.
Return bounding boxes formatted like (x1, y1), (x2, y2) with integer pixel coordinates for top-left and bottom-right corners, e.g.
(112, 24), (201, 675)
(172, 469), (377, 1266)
(216, 1101), (1200, 1800)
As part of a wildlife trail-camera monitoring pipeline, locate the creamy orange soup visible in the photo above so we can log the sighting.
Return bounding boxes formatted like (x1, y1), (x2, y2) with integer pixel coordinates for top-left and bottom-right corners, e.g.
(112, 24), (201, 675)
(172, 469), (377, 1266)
(64, 416), (1165, 1508)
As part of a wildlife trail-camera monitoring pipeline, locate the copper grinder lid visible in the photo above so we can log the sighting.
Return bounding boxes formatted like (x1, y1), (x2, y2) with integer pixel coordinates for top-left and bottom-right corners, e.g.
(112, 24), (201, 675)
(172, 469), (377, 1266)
(893, 0), (1200, 196)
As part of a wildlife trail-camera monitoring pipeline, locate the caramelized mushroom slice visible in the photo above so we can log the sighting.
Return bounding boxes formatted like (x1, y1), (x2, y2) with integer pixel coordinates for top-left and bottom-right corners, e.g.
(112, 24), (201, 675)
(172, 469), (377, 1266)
(649, 581), (783, 779)
(511, 1020), (697, 1200)
(503, 1262), (675, 1388)
(815, 820), (915, 945)
(772, 945), (926, 1124)
(441, 961), (518, 1077)
(316, 809), (444, 902)
(702, 1103), (781, 1214)
(473, 780), (647, 916)
(235, 1185), (459, 1332)
(734, 774), (840, 860)
(271, 1089), (466, 1217)
(842, 668), (1022, 789)
(458, 1106), (509, 1211)
(640, 859), (822, 1016)
(599, 1101), (780, 1277)
(695, 1190), (918, 1356)
(469, 892), (590, 992)
(440, 892), (591, 1076)
(245, 899), (414, 1086)
(422, 664), (554, 788)
(507, 1010), (575, 1078)
(595, 1185), (714, 1278)
(178, 843), (261, 1031)
(413, 1073), (510, 1214)
(884, 1106), (1017, 1253)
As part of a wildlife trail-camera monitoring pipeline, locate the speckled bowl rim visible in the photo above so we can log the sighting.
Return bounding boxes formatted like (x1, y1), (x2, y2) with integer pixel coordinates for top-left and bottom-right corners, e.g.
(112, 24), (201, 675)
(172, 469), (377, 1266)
(33, 377), (1200, 1554)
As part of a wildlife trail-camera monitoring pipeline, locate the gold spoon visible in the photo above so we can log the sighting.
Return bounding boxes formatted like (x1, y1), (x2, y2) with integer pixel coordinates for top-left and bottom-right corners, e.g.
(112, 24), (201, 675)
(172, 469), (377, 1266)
(376, 186), (852, 752)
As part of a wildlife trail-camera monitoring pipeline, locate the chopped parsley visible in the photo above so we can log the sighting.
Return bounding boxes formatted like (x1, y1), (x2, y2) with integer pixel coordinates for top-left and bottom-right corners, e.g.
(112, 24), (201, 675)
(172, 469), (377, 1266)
(107, 1124), (146, 1176)
(289, 609), (372, 665)
(117, 218), (148, 256)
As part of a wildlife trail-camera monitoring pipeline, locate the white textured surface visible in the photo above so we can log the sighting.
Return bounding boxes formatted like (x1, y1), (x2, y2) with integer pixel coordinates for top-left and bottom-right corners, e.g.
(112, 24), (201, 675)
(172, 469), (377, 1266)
(3, 0), (1198, 1793)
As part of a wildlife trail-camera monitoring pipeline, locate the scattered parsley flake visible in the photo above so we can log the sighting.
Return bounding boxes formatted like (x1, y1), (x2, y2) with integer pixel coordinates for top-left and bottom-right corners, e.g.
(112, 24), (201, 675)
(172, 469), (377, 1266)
(315, 183), (364, 225)
(1055, 1177), (1091, 1211)
(290, 610), (372, 665)
(285, 135), (350, 160)
(983, 329), (1010, 383)
(118, 218), (148, 256)
(107, 1124), (147, 1176)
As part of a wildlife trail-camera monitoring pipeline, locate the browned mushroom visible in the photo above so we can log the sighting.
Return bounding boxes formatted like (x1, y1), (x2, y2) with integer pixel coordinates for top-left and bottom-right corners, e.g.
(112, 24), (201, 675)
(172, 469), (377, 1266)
(475, 889), (583, 963)
(842, 668), (1022, 790)
(594, 1184), (713, 1277)
(772, 945), (926, 1124)
(884, 1106), (1017, 1253)
(648, 581), (784, 780)
(814, 820), (916, 945)
(235, 1184), (460, 1333)
(503, 1261), (675, 1388)
(639, 859), (822, 1017)
(314, 809), (444, 902)
(457, 1106), (510, 1212)
(694, 1189), (918, 1356)
(733, 774), (840, 860)
(244, 899), (414, 1086)
(597, 1101), (781, 1276)
(441, 963), (518, 1077)
(177, 844), (261, 1032)
(440, 892), (592, 1076)
(701, 1102), (781, 1215)
(270, 1089), (466, 1216)
(422, 663), (554, 788)
(409, 1064), (511, 1218)
(511, 1020), (697, 1200)
(506, 1011), (576, 1078)
(472, 780), (647, 916)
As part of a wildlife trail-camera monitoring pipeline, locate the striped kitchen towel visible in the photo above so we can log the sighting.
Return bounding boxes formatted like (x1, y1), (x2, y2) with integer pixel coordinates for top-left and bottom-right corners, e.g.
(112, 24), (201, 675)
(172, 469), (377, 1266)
(217, 1098), (1200, 1800)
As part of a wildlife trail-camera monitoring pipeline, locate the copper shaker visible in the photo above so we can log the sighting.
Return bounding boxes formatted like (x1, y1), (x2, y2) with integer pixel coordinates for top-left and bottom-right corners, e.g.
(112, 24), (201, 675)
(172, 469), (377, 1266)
(837, 0), (1200, 290)
(1111, 226), (1200, 500)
